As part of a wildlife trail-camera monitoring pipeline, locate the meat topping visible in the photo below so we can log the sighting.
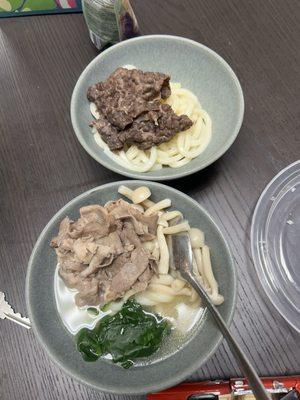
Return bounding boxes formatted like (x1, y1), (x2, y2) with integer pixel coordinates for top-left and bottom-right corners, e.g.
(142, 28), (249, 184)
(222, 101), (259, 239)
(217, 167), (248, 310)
(88, 67), (193, 150)
(51, 200), (158, 307)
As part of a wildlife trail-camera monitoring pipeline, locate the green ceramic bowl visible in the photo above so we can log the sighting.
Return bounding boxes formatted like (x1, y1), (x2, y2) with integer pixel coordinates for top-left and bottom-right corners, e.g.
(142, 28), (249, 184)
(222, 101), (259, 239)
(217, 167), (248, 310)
(71, 35), (244, 180)
(26, 181), (237, 395)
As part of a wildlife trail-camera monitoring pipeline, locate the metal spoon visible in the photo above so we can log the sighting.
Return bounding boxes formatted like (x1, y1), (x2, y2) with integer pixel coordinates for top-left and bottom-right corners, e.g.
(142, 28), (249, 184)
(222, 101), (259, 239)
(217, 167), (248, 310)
(169, 217), (272, 400)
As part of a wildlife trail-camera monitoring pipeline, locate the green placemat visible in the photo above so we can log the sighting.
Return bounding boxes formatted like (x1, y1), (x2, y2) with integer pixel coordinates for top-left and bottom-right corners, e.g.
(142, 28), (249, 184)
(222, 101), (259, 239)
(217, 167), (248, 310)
(0, 0), (82, 17)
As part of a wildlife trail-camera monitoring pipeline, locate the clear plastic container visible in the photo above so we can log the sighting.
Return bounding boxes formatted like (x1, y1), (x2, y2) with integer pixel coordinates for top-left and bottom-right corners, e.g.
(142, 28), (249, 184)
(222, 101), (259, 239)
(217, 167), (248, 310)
(251, 160), (300, 333)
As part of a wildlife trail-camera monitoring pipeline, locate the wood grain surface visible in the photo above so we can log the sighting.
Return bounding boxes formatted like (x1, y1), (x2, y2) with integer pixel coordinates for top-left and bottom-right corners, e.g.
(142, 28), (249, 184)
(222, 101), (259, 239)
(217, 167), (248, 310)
(0, 1), (299, 399)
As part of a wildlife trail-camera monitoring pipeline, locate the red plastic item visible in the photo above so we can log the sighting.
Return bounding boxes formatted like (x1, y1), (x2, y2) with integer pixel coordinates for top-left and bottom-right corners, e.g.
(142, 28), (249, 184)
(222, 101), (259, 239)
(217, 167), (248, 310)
(147, 375), (300, 399)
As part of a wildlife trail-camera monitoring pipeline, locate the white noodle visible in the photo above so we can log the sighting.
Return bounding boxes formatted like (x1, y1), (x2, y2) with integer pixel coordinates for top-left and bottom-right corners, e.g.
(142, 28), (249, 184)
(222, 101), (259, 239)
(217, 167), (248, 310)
(90, 102), (99, 119)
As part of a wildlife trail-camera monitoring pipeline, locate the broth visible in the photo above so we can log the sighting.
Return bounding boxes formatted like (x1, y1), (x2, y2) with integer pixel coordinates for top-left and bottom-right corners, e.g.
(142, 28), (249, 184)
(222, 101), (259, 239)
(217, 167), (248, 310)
(54, 265), (206, 366)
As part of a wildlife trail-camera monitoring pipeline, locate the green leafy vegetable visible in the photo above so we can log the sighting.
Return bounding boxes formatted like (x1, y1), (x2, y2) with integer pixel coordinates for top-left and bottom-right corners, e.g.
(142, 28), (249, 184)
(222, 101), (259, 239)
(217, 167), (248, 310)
(76, 299), (170, 368)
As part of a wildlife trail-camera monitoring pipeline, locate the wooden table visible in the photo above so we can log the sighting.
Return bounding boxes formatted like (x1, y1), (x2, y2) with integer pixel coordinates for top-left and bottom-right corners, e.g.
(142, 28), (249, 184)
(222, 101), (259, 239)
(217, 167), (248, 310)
(1, 1), (299, 399)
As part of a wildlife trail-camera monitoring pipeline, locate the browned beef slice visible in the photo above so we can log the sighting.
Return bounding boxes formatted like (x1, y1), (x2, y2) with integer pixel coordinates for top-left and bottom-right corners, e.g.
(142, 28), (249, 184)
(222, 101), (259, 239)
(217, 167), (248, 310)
(90, 114), (124, 151)
(87, 81), (104, 103)
(120, 103), (193, 150)
(88, 67), (193, 151)
(87, 68), (171, 130)
(108, 67), (171, 101)
(92, 100), (193, 151)
(103, 95), (147, 131)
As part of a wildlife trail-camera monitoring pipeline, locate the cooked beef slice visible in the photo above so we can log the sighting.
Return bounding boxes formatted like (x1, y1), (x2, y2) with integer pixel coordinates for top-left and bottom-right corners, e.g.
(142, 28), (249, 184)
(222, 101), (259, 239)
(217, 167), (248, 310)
(106, 199), (158, 240)
(51, 217), (72, 248)
(79, 205), (111, 238)
(108, 67), (171, 101)
(51, 199), (158, 307)
(87, 67), (171, 130)
(75, 278), (100, 307)
(95, 245), (155, 305)
(101, 247), (152, 303)
(87, 67), (193, 151)
(102, 253), (131, 280)
(120, 221), (142, 249)
(90, 113), (123, 151)
(73, 237), (97, 264)
(120, 103), (193, 150)
(96, 231), (124, 255)
(79, 245), (115, 278)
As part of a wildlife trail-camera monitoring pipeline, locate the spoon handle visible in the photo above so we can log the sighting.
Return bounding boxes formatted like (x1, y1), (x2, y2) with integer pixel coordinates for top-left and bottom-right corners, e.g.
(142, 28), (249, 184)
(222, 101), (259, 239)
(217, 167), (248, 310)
(186, 273), (272, 400)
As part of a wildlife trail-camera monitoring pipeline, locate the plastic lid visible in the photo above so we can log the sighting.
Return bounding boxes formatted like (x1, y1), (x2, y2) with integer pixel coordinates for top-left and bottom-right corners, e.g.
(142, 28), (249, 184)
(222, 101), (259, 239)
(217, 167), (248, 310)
(251, 160), (300, 333)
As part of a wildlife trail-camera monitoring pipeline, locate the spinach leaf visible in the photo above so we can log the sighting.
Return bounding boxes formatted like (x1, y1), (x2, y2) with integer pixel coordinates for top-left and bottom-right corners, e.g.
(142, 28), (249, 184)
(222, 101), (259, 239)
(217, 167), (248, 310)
(76, 299), (170, 368)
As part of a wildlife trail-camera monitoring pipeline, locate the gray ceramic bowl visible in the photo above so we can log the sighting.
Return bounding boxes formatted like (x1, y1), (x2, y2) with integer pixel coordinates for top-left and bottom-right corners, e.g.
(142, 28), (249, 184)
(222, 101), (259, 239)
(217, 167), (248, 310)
(26, 181), (237, 395)
(71, 35), (244, 180)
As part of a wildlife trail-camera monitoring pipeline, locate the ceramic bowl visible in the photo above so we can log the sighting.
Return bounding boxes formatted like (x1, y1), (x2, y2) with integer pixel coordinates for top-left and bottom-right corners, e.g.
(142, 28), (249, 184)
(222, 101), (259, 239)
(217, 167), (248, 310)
(71, 35), (244, 180)
(26, 181), (237, 394)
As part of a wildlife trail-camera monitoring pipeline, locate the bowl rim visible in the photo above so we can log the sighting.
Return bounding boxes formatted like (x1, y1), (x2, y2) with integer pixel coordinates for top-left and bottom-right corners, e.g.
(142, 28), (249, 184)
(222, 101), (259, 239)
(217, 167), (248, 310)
(26, 180), (237, 394)
(70, 34), (244, 181)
